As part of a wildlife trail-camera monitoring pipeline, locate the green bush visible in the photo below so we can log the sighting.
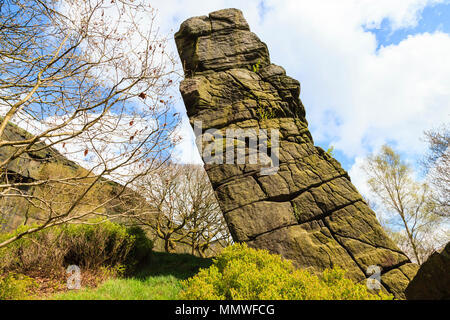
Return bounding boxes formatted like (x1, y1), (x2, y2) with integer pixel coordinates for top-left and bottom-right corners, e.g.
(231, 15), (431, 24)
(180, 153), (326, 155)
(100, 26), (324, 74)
(0, 272), (38, 300)
(179, 243), (393, 300)
(0, 220), (153, 277)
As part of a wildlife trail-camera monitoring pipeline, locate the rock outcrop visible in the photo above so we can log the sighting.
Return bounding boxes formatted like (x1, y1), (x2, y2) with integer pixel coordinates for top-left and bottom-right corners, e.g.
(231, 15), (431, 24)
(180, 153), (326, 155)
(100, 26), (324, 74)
(405, 242), (450, 300)
(0, 121), (133, 232)
(175, 8), (418, 299)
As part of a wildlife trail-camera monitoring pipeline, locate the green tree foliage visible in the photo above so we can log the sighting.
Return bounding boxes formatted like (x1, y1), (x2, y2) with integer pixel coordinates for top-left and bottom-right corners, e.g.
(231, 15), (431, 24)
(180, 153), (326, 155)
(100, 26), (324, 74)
(362, 144), (446, 264)
(179, 243), (392, 300)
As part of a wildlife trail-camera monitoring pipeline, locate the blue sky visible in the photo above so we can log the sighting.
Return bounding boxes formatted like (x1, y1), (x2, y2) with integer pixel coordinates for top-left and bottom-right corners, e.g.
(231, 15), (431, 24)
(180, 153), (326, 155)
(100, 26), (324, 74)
(151, 0), (450, 197)
(3, 0), (448, 208)
(368, 2), (450, 50)
(332, 1), (450, 171)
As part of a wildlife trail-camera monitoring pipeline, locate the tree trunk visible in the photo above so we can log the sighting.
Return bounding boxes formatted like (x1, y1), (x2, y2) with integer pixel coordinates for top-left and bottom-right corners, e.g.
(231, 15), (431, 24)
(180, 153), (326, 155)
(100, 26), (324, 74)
(164, 239), (176, 253)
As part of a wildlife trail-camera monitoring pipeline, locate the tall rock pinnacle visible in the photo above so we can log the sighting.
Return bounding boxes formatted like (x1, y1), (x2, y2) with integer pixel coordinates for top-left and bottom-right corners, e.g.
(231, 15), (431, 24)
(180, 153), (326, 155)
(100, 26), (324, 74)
(175, 8), (418, 299)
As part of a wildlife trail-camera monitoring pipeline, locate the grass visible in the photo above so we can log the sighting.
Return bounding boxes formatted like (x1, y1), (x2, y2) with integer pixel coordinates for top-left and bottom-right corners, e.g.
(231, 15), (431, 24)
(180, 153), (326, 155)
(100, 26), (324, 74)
(51, 251), (212, 300)
(51, 275), (182, 300)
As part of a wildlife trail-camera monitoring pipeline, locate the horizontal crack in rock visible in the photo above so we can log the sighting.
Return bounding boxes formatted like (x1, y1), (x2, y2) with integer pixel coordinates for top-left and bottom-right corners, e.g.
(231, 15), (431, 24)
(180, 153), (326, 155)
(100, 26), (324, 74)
(331, 231), (408, 257)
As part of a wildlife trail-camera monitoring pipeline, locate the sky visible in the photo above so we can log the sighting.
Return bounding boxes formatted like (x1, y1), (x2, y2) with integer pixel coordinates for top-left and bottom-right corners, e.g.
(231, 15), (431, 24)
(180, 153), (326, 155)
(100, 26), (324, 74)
(2, 0), (448, 206)
(148, 0), (450, 199)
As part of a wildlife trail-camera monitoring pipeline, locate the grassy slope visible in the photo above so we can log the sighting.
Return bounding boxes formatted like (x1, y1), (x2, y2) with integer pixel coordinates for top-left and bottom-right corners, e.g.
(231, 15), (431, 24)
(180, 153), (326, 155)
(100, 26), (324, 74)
(51, 252), (212, 300)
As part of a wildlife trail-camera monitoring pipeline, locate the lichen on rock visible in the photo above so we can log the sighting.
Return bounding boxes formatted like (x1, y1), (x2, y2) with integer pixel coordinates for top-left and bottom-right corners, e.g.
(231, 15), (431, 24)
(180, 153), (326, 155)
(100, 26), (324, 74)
(175, 8), (418, 299)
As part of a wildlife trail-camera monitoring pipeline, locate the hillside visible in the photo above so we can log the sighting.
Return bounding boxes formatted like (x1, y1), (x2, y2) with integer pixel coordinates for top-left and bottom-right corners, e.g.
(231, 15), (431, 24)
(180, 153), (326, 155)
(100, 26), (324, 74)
(0, 120), (136, 232)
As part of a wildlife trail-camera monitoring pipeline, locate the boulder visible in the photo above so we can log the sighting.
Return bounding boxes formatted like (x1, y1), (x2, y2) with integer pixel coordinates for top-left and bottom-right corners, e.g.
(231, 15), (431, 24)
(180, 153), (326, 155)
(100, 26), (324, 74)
(175, 8), (418, 299)
(405, 242), (450, 300)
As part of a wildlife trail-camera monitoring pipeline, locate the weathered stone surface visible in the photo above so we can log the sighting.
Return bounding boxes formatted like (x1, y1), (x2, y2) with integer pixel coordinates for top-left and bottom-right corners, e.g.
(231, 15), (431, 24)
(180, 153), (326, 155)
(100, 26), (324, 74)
(381, 264), (419, 300)
(225, 201), (297, 241)
(0, 122), (80, 181)
(405, 242), (450, 300)
(176, 8), (418, 299)
(175, 10), (269, 75)
(0, 121), (136, 232)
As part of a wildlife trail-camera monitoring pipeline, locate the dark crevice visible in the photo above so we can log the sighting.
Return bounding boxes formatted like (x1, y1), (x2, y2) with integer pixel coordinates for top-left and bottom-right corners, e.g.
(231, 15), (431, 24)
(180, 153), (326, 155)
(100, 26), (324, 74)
(204, 128), (328, 181)
(221, 172), (348, 214)
(226, 70), (298, 121)
(207, 144), (321, 189)
(331, 232), (408, 257)
(255, 172), (349, 204)
(379, 259), (411, 276)
(243, 222), (299, 242)
(282, 129), (309, 141)
(379, 279), (392, 294)
(226, 71), (264, 104)
(397, 266), (414, 281)
(25, 149), (51, 161)
(208, 168), (260, 189)
(241, 199), (363, 244)
(253, 174), (268, 198)
(321, 218), (368, 276)
(296, 198), (363, 225)
(263, 73), (303, 119)
(0, 169), (36, 186)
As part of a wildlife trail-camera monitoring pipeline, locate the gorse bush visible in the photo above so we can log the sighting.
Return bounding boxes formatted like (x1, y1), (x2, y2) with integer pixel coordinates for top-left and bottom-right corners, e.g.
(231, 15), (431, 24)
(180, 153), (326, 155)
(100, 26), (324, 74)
(179, 243), (393, 300)
(0, 220), (153, 278)
(61, 221), (151, 271)
(0, 272), (37, 300)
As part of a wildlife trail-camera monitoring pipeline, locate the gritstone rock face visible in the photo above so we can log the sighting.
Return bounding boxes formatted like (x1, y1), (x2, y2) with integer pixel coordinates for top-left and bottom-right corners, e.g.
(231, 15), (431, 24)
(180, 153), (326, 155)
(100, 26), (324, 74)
(405, 241), (450, 300)
(175, 8), (419, 299)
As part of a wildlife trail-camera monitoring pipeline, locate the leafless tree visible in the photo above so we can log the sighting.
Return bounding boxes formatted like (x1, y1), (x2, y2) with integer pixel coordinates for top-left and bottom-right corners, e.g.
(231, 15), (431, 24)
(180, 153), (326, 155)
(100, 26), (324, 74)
(422, 123), (449, 218)
(362, 145), (447, 264)
(181, 165), (232, 257)
(131, 163), (231, 257)
(0, 0), (180, 248)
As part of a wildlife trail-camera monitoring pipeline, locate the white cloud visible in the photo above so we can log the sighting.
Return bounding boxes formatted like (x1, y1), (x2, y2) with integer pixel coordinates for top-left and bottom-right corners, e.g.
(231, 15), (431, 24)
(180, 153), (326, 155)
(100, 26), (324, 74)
(356, 0), (445, 30)
(7, 1), (449, 184)
(1, 104), (162, 183)
(171, 116), (203, 164)
(348, 156), (372, 200)
(153, 0), (450, 171)
(328, 31), (450, 158)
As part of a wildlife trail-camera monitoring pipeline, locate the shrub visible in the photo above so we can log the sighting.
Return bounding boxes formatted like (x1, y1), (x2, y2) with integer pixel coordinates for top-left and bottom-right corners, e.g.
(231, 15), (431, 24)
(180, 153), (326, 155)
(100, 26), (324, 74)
(0, 224), (65, 277)
(179, 243), (393, 300)
(62, 221), (136, 270)
(0, 272), (38, 300)
(0, 220), (153, 278)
